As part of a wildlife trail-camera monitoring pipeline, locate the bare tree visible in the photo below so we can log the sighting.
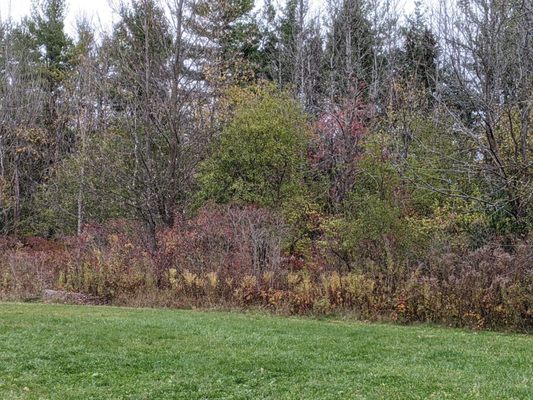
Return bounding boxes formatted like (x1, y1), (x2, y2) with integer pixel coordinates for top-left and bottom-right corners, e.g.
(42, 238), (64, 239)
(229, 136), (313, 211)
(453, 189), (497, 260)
(94, 0), (214, 246)
(434, 0), (532, 228)
(0, 19), (46, 233)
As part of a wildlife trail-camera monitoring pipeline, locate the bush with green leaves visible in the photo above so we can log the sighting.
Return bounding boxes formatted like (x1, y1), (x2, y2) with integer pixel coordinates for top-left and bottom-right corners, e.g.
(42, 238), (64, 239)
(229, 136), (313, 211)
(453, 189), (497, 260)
(197, 84), (309, 210)
(320, 130), (432, 272)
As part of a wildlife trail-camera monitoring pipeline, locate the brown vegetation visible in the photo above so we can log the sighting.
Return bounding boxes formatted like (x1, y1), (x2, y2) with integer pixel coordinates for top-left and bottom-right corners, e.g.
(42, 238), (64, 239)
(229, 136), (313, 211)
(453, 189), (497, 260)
(1, 204), (530, 332)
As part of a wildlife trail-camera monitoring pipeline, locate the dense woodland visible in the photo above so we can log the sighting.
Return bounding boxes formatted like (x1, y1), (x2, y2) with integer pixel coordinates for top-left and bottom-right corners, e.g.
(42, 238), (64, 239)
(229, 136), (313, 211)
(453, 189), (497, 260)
(0, 0), (531, 330)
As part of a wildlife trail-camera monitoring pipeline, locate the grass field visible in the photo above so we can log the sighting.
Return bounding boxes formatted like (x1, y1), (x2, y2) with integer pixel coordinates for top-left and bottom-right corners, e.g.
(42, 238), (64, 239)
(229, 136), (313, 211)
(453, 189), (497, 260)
(0, 303), (531, 399)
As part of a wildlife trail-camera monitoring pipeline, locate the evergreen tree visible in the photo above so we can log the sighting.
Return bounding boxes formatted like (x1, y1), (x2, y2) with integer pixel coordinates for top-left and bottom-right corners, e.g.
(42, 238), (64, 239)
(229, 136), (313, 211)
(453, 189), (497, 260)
(188, 0), (261, 87)
(323, 0), (375, 99)
(261, 0), (323, 111)
(401, 3), (438, 103)
(29, 0), (73, 80)
(27, 0), (74, 162)
(256, 0), (279, 81)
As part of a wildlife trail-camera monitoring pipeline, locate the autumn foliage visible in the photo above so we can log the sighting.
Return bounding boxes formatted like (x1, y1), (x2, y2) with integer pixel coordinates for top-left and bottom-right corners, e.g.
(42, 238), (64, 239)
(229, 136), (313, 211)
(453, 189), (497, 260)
(1, 203), (531, 331)
(1, 0), (531, 334)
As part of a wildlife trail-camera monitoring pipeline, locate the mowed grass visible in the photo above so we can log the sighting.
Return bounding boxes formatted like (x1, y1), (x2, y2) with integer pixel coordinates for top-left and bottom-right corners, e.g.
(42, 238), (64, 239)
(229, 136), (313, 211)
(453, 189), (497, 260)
(0, 303), (531, 400)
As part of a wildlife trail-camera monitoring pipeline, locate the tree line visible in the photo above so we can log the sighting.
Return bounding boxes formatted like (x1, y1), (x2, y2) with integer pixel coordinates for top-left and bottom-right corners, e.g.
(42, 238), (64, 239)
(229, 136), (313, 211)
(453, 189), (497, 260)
(0, 0), (531, 329)
(1, 0), (530, 241)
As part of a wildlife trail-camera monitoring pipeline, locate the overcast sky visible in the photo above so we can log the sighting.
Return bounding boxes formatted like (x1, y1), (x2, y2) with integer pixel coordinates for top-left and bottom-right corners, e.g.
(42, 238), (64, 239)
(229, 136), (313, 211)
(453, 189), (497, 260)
(1, 0), (423, 37)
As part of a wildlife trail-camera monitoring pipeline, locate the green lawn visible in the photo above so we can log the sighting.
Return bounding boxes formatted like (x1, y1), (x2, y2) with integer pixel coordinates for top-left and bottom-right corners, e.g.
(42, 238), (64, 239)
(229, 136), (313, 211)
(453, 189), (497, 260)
(0, 303), (531, 400)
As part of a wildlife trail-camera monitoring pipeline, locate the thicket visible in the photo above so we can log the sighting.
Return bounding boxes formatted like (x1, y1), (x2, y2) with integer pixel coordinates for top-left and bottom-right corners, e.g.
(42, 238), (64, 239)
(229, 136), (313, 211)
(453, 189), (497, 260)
(0, 0), (531, 331)
(1, 208), (531, 331)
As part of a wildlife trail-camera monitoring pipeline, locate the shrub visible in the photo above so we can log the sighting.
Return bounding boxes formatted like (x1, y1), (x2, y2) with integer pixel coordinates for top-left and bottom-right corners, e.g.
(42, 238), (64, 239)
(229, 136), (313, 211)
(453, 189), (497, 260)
(1, 217), (531, 332)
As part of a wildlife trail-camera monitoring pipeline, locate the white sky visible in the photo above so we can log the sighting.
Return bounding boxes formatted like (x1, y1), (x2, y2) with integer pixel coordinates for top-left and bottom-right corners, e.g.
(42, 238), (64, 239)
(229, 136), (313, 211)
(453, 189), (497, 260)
(1, 0), (422, 37)
(0, 0), (118, 35)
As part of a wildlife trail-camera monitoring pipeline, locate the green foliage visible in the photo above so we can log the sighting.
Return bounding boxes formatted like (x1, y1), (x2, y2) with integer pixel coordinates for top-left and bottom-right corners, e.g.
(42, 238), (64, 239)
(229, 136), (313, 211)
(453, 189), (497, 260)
(28, 0), (74, 87)
(323, 0), (375, 96)
(33, 133), (131, 236)
(190, 0), (262, 84)
(113, 0), (172, 70)
(1, 0), (531, 342)
(322, 131), (416, 269)
(198, 84), (309, 209)
(403, 111), (530, 246)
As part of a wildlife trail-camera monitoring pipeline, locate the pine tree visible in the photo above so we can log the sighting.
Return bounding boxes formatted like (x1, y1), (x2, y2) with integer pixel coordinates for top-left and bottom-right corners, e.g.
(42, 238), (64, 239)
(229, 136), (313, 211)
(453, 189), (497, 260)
(401, 3), (438, 103)
(188, 0), (261, 87)
(256, 0), (279, 81)
(27, 0), (74, 163)
(323, 0), (375, 99)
